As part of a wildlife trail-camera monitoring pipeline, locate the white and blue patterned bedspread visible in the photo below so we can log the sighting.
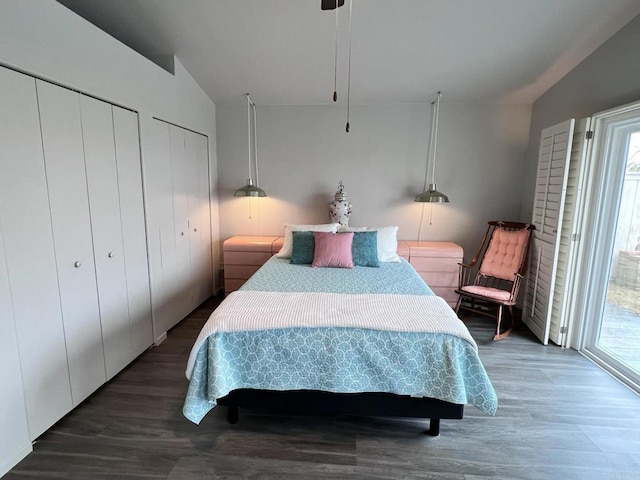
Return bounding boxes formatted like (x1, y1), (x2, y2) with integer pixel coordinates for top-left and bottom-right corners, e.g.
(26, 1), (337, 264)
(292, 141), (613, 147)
(183, 258), (498, 424)
(242, 257), (434, 294)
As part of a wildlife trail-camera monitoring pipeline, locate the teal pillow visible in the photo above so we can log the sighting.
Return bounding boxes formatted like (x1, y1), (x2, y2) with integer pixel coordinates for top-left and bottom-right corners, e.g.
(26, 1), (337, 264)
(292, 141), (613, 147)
(352, 231), (379, 267)
(290, 231), (315, 264)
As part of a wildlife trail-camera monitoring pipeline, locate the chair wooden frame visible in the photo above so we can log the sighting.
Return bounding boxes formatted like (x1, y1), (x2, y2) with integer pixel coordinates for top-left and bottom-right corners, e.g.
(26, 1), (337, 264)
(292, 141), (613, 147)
(455, 221), (535, 341)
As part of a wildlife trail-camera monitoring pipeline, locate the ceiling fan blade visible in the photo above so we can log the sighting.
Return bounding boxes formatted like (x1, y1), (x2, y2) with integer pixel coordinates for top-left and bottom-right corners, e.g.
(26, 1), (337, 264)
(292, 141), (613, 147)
(321, 0), (345, 10)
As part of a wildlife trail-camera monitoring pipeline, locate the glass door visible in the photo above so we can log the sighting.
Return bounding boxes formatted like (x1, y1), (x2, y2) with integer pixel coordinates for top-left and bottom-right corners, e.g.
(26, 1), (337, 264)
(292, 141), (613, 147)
(580, 104), (640, 393)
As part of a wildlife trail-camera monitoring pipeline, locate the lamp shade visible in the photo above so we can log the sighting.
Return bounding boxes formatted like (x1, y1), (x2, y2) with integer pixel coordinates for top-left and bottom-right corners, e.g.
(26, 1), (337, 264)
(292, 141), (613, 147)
(415, 183), (449, 203)
(234, 178), (266, 197)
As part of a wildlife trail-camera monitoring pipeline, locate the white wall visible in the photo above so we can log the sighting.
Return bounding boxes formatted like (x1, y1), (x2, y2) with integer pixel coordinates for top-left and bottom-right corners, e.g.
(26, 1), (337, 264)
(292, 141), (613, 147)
(521, 13), (640, 221)
(217, 102), (532, 259)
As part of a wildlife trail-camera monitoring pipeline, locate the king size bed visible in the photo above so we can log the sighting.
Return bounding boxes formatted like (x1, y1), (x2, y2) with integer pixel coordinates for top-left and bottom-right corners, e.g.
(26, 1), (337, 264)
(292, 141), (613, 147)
(183, 230), (497, 435)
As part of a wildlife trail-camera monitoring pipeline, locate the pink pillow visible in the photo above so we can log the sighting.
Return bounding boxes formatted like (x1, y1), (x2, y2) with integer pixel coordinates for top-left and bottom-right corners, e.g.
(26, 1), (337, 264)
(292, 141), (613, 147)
(312, 232), (354, 269)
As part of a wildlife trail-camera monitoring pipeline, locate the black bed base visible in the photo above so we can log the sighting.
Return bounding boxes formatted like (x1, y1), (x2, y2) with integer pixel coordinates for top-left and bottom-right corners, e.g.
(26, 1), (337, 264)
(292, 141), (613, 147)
(217, 389), (464, 436)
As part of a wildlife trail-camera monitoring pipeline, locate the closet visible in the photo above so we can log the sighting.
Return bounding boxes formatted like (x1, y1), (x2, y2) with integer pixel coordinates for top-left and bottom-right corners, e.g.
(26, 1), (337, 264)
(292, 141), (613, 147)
(0, 66), (152, 440)
(146, 120), (212, 339)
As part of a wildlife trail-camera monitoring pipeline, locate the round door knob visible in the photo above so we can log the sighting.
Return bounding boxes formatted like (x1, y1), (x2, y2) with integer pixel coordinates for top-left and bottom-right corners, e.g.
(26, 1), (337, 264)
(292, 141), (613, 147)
(108, 252), (114, 258)
(74, 261), (81, 268)
(181, 232), (185, 236)
(194, 228), (197, 232)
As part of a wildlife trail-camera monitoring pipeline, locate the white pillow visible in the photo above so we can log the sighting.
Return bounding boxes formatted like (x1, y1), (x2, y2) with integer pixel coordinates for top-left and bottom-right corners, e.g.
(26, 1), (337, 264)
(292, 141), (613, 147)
(275, 223), (341, 258)
(339, 225), (400, 262)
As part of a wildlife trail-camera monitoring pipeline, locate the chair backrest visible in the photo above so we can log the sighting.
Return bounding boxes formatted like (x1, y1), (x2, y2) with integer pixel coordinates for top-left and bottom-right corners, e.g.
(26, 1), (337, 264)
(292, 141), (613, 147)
(474, 221), (535, 283)
(479, 227), (531, 280)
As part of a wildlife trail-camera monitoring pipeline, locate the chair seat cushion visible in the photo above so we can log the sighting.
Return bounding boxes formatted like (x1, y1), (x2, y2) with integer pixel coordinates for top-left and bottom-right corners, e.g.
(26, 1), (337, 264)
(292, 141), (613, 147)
(460, 285), (512, 302)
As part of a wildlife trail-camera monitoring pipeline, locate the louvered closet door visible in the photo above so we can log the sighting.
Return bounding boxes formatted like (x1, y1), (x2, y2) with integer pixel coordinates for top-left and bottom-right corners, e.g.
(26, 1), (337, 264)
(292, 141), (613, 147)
(524, 119), (575, 345)
(80, 95), (132, 379)
(112, 106), (153, 355)
(37, 81), (107, 407)
(0, 69), (71, 440)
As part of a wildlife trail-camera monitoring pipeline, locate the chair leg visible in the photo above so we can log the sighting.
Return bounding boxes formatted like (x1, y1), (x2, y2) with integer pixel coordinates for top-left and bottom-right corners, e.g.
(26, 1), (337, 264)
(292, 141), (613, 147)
(493, 305), (513, 341)
(454, 295), (462, 314)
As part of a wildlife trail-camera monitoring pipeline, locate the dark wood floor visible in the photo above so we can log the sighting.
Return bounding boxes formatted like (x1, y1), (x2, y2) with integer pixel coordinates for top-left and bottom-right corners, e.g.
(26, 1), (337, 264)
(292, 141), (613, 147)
(6, 296), (640, 480)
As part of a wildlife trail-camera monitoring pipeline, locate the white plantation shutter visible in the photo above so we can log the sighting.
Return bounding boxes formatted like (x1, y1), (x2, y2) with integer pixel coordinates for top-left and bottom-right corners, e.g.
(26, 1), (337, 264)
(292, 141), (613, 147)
(524, 120), (575, 345)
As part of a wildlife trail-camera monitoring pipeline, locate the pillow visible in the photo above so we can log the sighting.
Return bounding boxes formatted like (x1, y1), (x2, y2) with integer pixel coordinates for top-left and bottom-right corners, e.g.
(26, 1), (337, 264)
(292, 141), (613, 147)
(339, 225), (400, 262)
(290, 231), (315, 264)
(275, 223), (340, 258)
(312, 232), (354, 268)
(351, 231), (379, 267)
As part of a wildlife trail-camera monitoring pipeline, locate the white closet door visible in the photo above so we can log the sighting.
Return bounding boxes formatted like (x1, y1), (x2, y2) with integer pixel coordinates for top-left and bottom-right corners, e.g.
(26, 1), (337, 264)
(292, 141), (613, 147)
(169, 125), (192, 317)
(147, 120), (179, 339)
(193, 131), (213, 304)
(37, 81), (107, 407)
(0, 218), (32, 475)
(0, 68), (71, 440)
(524, 119), (575, 345)
(185, 130), (204, 306)
(80, 95), (132, 379)
(113, 106), (153, 355)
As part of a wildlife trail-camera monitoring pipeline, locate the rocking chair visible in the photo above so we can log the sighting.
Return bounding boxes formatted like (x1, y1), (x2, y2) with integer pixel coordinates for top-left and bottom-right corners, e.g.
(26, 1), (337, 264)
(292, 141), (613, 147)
(455, 221), (535, 341)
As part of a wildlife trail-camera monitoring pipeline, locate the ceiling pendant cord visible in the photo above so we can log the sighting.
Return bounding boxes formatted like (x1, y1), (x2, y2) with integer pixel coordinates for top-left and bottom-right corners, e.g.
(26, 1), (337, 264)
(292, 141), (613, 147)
(345, 0), (353, 132)
(333, 0), (339, 102)
(430, 91), (442, 187)
(246, 94), (253, 181)
(251, 99), (260, 189)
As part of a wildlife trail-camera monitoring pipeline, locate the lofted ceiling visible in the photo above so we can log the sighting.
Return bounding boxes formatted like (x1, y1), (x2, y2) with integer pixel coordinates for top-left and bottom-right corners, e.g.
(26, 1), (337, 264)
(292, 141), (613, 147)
(57, 0), (640, 106)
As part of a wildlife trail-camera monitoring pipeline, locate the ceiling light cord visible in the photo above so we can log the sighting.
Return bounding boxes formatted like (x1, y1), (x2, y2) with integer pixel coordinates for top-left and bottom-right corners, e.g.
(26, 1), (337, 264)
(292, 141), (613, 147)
(246, 94), (253, 181)
(333, 0), (339, 102)
(430, 91), (442, 185)
(345, 0), (353, 132)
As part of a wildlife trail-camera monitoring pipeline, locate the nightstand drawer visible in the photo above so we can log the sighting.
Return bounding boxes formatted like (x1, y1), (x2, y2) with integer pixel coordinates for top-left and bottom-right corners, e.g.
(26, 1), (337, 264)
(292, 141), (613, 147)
(224, 264), (262, 279)
(418, 271), (457, 288)
(411, 257), (459, 273)
(224, 251), (273, 266)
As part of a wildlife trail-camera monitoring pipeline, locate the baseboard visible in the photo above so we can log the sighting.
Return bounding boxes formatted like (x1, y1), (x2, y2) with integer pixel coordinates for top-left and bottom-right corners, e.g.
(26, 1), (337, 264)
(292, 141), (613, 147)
(0, 442), (33, 477)
(154, 331), (168, 346)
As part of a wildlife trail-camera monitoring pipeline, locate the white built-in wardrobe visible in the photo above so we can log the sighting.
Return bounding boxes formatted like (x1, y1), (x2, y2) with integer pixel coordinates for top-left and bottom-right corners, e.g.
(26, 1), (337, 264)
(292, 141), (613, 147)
(0, 65), (153, 442)
(0, 64), (214, 473)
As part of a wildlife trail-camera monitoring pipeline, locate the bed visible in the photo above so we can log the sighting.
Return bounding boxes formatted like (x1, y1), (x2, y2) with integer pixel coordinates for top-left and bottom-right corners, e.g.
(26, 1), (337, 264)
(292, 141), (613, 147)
(184, 252), (498, 436)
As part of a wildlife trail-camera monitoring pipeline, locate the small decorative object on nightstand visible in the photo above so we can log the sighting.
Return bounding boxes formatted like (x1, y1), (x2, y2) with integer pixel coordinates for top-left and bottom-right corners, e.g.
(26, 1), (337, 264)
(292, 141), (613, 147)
(329, 181), (352, 226)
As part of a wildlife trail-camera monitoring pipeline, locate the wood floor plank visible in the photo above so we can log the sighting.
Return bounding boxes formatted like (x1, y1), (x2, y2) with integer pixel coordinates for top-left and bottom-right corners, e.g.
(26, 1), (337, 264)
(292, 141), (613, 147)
(5, 296), (640, 479)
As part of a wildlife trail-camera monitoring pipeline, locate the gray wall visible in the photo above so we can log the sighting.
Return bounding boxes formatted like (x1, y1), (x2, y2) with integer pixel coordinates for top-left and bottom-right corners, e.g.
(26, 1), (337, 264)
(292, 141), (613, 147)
(521, 13), (640, 221)
(217, 102), (531, 259)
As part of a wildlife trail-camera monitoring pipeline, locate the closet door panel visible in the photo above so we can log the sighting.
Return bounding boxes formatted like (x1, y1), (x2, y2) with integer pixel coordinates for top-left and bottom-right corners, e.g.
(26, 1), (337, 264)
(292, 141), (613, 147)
(147, 120), (179, 337)
(0, 68), (71, 440)
(185, 130), (204, 307)
(169, 125), (191, 317)
(80, 95), (132, 379)
(0, 189), (33, 469)
(112, 106), (153, 355)
(36, 81), (106, 407)
(192, 131), (213, 304)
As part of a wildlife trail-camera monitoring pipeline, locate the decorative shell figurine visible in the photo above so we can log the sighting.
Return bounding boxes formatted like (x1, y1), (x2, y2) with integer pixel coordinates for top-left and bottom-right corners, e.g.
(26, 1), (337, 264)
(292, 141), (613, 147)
(329, 181), (352, 226)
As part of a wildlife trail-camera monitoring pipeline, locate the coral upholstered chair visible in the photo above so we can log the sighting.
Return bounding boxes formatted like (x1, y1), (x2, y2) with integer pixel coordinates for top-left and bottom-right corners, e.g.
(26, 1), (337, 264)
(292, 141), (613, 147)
(455, 221), (535, 341)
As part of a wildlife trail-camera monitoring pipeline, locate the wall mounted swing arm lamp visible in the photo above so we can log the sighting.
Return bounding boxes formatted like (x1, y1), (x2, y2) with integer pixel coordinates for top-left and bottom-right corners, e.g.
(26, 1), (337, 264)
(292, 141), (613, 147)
(234, 93), (267, 197)
(415, 91), (449, 203)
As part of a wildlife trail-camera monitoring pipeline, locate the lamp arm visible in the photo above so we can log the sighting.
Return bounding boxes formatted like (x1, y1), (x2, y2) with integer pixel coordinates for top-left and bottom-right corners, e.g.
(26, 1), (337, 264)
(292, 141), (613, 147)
(430, 91), (442, 185)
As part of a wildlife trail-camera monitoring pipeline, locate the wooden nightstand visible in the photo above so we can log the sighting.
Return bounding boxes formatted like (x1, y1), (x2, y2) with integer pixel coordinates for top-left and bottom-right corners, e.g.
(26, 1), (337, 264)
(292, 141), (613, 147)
(223, 236), (280, 295)
(404, 241), (463, 308)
